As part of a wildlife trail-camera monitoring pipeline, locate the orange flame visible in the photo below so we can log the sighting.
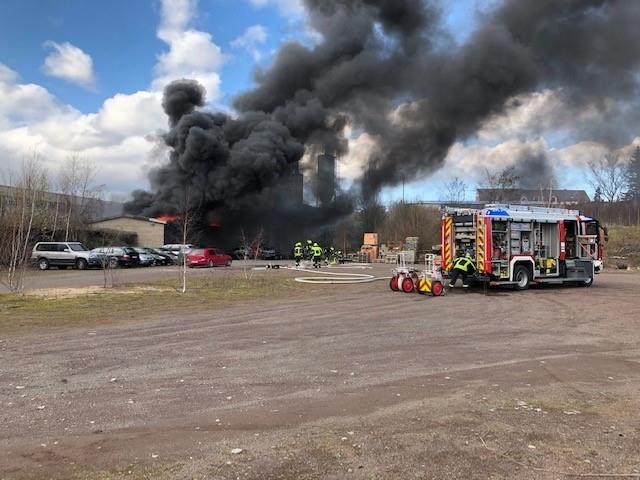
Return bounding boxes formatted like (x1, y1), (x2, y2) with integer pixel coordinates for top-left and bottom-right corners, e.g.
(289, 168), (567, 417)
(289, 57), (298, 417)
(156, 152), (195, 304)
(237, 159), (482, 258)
(155, 214), (181, 222)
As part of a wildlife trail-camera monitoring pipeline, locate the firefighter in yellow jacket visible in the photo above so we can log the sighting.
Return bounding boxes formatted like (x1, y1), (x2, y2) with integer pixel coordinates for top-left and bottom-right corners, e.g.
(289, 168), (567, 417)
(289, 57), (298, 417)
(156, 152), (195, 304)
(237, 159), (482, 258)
(293, 241), (303, 267)
(449, 252), (475, 288)
(311, 242), (323, 269)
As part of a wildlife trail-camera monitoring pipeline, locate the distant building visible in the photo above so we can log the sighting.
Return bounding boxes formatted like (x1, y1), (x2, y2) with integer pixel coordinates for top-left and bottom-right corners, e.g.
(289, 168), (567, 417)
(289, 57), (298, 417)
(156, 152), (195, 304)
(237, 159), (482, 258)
(476, 188), (590, 206)
(89, 215), (167, 247)
(317, 152), (336, 206)
(0, 184), (124, 220)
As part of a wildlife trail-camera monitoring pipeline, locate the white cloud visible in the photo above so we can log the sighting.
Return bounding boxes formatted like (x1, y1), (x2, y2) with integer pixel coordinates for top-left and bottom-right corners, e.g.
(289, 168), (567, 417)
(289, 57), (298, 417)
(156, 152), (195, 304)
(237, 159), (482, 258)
(0, 63), (19, 83)
(0, 64), (70, 128)
(435, 139), (552, 184)
(42, 41), (96, 89)
(0, 0), (226, 196)
(231, 25), (268, 61)
(152, 0), (223, 100)
(477, 88), (617, 145)
(337, 127), (377, 180)
(248, 0), (304, 18)
(157, 0), (196, 43)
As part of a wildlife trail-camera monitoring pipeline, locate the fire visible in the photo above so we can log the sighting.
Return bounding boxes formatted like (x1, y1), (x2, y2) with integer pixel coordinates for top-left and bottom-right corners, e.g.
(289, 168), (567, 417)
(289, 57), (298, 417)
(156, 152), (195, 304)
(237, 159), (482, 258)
(155, 213), (181, 222)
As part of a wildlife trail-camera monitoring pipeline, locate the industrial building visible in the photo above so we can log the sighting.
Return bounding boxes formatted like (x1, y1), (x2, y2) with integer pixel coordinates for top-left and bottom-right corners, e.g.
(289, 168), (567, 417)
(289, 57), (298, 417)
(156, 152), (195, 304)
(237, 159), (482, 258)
(476, 188), (590, 206)
(89, 215), (167, 247)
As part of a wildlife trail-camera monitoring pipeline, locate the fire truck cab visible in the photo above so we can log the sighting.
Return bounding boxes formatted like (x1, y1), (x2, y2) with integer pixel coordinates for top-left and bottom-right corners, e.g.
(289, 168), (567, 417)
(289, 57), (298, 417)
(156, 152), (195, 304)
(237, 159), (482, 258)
(441, 204), (604, 289)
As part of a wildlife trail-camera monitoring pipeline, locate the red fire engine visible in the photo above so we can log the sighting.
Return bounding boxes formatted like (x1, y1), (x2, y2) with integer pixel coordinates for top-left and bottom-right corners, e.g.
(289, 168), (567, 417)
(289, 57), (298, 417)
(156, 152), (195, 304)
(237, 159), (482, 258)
(441, 204), (605, 289)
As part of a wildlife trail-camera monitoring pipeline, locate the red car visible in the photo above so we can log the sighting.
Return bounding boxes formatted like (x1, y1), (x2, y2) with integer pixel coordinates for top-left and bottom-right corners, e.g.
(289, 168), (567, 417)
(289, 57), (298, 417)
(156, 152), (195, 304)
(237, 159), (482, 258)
(186, 248), (232, 268)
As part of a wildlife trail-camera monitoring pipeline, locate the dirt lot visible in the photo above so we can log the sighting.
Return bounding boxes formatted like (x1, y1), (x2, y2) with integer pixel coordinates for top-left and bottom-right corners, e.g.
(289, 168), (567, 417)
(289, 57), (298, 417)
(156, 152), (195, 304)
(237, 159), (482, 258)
(1, 267), (639, 479)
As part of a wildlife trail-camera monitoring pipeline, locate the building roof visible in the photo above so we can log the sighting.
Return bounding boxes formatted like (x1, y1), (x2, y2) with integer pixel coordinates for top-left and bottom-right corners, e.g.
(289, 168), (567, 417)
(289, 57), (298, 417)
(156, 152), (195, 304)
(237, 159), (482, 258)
(0, 184), (124, 219)
(476, 188), (590, 204)
(90, 214), (167, 225)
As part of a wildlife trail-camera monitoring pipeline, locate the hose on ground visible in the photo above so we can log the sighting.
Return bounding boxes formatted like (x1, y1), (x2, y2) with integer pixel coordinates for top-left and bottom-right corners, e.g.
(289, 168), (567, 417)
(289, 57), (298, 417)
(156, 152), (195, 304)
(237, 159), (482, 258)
(285, 265), (392, 284)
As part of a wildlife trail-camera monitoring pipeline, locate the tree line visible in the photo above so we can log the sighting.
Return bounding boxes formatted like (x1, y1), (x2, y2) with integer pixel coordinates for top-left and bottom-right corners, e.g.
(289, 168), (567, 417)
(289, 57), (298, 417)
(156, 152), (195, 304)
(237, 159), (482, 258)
(0, 154), (103, 292)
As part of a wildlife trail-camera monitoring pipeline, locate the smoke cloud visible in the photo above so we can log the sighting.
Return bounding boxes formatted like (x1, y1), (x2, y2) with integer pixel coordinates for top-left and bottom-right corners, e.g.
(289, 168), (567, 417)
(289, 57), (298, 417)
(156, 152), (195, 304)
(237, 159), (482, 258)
(236, 0), (640, 192)
(128, 0), (640, 244)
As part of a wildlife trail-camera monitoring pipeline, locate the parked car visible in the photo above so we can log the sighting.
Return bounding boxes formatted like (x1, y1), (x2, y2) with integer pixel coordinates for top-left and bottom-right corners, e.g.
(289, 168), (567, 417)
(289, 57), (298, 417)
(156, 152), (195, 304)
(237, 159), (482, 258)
(162, 243), (193, 254)
(232, 246), (251, 259)
(186, 248), (232, 268)
(133, 247), (156, 266)
(31, 242), (98, 270)
(143, 248), (175, 266)
(91, 247), (141, 268)
(156, 247), (179, 264)
(260, 247), (283, 260)
(163, 243), (193, 263)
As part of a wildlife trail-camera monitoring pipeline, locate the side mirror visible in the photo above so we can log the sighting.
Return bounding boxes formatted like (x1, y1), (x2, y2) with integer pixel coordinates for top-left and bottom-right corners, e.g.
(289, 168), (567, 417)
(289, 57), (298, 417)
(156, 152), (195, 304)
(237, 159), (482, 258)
(63, 248), (71, 252)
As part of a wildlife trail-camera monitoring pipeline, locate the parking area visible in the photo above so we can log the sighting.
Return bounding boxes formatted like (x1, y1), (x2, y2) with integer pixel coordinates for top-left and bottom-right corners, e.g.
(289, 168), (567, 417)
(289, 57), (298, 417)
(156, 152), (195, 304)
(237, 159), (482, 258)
(0, 260), (286, 293)
(1, 269), (639, 478)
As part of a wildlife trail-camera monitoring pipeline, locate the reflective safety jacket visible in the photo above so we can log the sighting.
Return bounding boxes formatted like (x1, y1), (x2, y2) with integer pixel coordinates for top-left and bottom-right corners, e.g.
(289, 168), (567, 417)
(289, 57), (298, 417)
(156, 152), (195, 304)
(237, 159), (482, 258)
(312, 246), (323, 257)
(293, 245), (303, 257)
(453, 256), (475, 273)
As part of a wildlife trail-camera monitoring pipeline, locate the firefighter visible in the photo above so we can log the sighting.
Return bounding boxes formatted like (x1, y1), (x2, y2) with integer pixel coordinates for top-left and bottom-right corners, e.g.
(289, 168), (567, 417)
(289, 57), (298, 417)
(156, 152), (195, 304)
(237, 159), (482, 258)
(293, 241), (303, 267)
(325, 246), (335, 265)
(305, 239), (314, 260)
(449, 252), (476, 288)
(312, 242), (323, 268)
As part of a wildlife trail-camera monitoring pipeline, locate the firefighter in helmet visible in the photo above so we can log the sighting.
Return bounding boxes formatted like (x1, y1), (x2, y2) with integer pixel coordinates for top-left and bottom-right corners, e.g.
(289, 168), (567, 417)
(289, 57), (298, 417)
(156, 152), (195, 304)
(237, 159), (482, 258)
(305, 239), (314, 260)
(312, 242), (323, 269)
(449, 251), (476, 288)
(293, 241), (303, 267)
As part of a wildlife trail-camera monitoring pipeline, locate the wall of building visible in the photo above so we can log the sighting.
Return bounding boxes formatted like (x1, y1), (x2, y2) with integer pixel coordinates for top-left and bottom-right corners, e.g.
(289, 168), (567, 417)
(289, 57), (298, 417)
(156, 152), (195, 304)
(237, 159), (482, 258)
(90, 218), (165, 247)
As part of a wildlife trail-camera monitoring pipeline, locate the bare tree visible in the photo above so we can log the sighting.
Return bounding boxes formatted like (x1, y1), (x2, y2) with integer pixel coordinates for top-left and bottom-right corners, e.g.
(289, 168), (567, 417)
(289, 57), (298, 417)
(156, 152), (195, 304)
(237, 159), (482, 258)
(172, 188), (196, 294)
(239, 228), (264, 280)
(57, 154), (102, 241)
(586, 154), (627, 202)
(440, 176), (467, 203)
(482, 166), (520, 203)
(0, 155), (49, 293)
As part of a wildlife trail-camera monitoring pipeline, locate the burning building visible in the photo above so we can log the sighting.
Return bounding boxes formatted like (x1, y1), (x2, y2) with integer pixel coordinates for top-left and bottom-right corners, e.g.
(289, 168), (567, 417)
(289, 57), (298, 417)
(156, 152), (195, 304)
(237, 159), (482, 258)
(126, 0), (640, 250)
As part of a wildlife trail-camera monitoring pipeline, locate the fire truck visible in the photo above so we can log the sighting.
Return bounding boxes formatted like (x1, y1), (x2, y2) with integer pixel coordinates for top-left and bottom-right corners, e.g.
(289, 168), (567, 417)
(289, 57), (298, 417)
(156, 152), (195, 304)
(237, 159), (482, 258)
(441, 204), (605, 289)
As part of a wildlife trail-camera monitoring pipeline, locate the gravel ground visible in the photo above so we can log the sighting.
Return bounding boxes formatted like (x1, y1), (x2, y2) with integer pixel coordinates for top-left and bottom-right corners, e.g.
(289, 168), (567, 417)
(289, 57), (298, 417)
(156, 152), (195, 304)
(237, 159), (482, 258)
(1, 268), (639, 479)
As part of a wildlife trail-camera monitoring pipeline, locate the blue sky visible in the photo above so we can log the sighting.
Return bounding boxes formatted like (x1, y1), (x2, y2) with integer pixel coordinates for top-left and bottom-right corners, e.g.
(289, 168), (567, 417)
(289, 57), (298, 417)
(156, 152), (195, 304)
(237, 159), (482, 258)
(0, 0), (294, 112)
(0, 0), (624, 203)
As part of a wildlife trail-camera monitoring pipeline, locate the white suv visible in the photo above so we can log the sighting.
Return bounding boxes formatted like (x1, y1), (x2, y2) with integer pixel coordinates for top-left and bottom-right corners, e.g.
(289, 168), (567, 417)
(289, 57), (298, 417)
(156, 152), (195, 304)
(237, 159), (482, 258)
(31, 242), (95, 270)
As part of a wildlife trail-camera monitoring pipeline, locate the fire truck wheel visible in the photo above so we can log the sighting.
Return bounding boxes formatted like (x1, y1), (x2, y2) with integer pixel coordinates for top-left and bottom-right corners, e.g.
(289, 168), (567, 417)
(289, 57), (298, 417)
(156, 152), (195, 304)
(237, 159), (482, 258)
(513, 265), (531, 290)
(431, 281), (444, 296)
(401, 277), (415, 293)
(389, 275), (399, 291)
(581, 276), (593, 287)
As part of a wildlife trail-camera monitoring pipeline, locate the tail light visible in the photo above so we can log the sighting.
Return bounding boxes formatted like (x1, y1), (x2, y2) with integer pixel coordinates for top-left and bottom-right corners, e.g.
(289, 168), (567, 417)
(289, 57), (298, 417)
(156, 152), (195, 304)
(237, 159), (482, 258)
(123, 254), (130, 260)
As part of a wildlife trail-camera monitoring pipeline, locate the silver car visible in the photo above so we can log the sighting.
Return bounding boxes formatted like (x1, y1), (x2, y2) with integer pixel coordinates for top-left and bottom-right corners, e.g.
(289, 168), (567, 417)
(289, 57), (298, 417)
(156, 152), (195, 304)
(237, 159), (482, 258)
(31, 242), (96, 270)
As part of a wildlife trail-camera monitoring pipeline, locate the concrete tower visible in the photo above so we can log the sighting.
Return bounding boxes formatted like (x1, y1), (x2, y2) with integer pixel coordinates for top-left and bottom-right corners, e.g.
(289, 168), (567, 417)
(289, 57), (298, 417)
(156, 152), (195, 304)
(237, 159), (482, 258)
(317, 152), (336, 206)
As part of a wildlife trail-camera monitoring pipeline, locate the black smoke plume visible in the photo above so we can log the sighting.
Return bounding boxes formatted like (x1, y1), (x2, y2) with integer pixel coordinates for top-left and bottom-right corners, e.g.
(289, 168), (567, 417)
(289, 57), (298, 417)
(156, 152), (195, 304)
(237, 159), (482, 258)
(236, 0), (640, 192)
(128, 0), (640, 244)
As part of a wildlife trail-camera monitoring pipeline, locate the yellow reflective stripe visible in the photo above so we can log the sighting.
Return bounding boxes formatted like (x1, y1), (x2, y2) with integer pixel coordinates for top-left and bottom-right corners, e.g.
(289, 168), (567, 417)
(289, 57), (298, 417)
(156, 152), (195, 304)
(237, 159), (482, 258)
(476, 215), (485, 273)
(444, 217), (453, 270)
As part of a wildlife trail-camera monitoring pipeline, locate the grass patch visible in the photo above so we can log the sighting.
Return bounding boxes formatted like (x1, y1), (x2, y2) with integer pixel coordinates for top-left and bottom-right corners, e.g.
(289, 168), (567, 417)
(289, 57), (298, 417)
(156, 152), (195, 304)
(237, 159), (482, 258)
(0, 271), (309, 333)
(605, 225), (640, 267)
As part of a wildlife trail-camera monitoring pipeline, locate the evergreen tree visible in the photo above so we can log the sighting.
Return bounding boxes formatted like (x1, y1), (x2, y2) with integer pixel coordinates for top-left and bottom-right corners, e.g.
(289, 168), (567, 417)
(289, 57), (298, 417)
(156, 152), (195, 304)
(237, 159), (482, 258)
(594, 186), (603, 202)
(625, 146), (640, 199)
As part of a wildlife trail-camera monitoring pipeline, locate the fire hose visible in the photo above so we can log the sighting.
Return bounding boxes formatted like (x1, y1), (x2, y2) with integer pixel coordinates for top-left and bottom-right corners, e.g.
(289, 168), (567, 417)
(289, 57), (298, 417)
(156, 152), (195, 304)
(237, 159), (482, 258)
(286, 264), (392, 284)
